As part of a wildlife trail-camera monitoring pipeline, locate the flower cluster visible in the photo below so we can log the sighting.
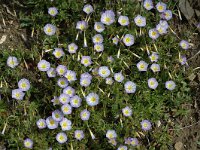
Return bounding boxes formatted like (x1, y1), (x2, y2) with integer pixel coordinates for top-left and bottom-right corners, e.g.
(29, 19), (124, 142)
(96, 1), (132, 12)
(12, 78), (30, 100)
(20, 0), (190, 149)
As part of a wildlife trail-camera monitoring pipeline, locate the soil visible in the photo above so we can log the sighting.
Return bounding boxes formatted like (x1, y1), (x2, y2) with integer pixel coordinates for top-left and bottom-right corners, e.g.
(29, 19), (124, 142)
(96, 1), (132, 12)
(0, 2), (30, 50)
(0, 1), (200, 150)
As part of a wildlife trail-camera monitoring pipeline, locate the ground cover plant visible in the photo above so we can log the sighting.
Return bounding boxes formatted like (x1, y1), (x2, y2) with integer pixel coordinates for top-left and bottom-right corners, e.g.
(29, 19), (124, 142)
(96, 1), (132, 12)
(0, 0), (196, 149)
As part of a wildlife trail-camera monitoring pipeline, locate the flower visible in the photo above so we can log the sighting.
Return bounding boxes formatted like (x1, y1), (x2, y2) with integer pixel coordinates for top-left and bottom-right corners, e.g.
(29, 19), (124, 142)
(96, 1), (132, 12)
(156, 24), (167, 35)
(179, 40), (189, 50)
(165, 80), (176, 91)
(74, 130), (84, 140)
(59, 93), (71, 104)
(94, 22), (105, 33)
(123, 34), (134, 46)
(130, 138), (139, 146)
(80, 109), (90, 121)
(112, 36), (119, 45)
(136, 60), (148, 71)
(68, 43), (78, 54)
(76, 21), (88, 31)
(106, 77), (114, 85)
(37, 59), (50, 71)
(18, 78), (30, 91)
(48, 7), (58, 16)
(149, 28), (160, 39)
(94, 43), (104, 52)
(98, 66), (111, 78)
(36, 119), (46, 129)
(47, 68), (56, 78)
(107, 56), (114, 63)
(101, 10), (115, 25)
(118, 15), (129, 26)
(92, 34), (103, 44)
(141, 120), (152, 131)
(80, 77), (91, 87)
(81, 56), (92, 67)
(81, 72), (92, 80)
(149, 52), (159, 62)
(52, 110), (63, 122)
(156, 2), (167, 13)
(159, 20), (169, 29)
(86, 93), (99, 106)
(143, 0), (153, 10)
(179, 55), (187, 65)
(70, 95), (82, 108)
(56, 65), (67, 76)
(57, 78), (68, 88)
(44, 24), (56, 36)
(83, 4), (94, 14)
(117, 145), (127, 150)
(124, 81), (136, 93)
(122, 106), (132, 117)
(51, 96), (60, 105)
(134, 15), (146, 27)
(114, 72), (124, 82)
(148, 78), (158, 89)
(150, 63), (160, 72)
(24, 138), (33, 149)
(124, 137), (132, 145)
(61, 104), (72, 115)
(53, 48), (64, 59)
(63, 86), (75, 97)
(56, 132), (68, 144)
(12, 89), (25, 100)
(64, 70), (77, 82)
(7, 56), (19, 68)
(108, 138), (117, 146)
(60, 118), (72, 131)
(161, 10), (172, 20)
(106, 130), (117, 139)
(46, 116), (58, 129)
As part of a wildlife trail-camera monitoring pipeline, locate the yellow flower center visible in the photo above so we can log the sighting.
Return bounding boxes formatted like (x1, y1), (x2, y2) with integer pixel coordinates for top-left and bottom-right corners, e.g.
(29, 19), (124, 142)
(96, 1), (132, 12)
(121, 19), (127, 24)
(66, 75), (72, 81)
(49, 120), (55, 125)
(50, 10), (55, 15)
(41, 64), (46, 69)
(140, 64), (144, 69)
(15, 93), (20, 98)
(67, 90), (72, 95)
(152, 31), (157, 36)
(47, 27), (52, 33)
(97, 25), (101, 29)
(105, 17), (111, 23)
(10, 60), (15, 65)
(125, 37), (130, 43)
(25, 142), (31, 147)
(143, 122), (148, 128)
(21, 83), (27, 88)
(64, 107), (69, 112)
(158, 5), (163, 11)
(101, 70), (106, 75)
(59, 135), (64, 141)
(127, 85), (132, 90)
(62, 122), (67, 127)
(137, 19), (142, 25)
(60, 81), (65, 85)
(55, 114), (60, 118)
(83, 59), (89, 64)
(55, 51), (61, 57)
(91, 97), (96, 102)
(150, 81), (154, 85)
